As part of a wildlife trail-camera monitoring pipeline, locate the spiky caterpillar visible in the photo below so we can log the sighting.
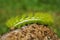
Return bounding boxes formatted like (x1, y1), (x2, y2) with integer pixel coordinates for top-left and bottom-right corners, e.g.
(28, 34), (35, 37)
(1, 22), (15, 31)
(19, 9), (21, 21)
(6, 12), (53, 29)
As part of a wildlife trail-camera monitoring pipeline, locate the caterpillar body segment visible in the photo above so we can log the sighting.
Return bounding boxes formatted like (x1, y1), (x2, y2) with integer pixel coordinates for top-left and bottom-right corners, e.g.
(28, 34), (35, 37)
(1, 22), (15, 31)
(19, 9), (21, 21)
(6, 12), (53, 29)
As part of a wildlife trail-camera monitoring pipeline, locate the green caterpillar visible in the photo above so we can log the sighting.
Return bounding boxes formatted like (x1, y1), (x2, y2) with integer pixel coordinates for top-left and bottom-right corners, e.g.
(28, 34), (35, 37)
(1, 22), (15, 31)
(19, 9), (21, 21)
(6, 12), (54, 29)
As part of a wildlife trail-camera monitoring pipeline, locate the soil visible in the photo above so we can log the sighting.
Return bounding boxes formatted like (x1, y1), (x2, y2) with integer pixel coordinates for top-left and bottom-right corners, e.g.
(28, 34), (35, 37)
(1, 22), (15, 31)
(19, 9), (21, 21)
(0, 24), (60, 40)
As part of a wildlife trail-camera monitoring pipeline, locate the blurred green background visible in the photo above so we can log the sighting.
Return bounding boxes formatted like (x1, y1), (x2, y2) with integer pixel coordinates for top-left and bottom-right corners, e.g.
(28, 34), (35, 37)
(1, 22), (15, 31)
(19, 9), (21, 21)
(0, 0), (60, 37)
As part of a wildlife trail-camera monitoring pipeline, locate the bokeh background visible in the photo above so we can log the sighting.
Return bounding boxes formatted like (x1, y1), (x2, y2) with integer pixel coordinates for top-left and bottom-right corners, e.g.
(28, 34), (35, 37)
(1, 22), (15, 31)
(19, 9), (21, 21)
(0, 0), (60, 37)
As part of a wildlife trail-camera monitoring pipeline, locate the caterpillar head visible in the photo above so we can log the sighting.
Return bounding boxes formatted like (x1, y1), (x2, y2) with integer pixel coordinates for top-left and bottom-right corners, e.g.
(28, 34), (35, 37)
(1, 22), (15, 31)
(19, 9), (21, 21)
(6, 12), (54, 29)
